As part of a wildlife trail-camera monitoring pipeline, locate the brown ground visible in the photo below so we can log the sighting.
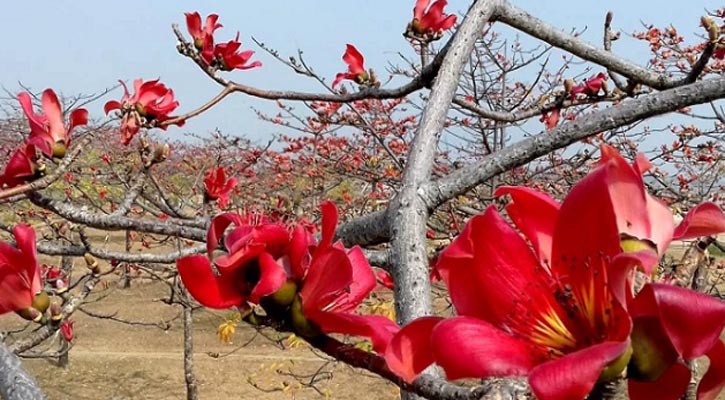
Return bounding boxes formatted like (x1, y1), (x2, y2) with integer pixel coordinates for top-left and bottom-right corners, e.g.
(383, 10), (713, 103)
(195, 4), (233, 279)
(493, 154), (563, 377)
(1, 274), (398, 400)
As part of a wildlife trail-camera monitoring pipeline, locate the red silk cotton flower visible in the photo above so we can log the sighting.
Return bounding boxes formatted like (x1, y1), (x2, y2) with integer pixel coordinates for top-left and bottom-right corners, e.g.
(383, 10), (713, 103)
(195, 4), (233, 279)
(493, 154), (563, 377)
(332, 44), (369, 88)
(18, 89), (88, 158)
(0, 143), (43, 189)
(409, 0), (457, 38)
(201, 33), (262, 71)
(567, 72), (609, 100)
(104, 79), (182, 145)
(185, 12), (222, 49)
(385, 146), (725, 400)
(177, 202), (398, 352)
(0, 225), (43, 321)
(203, 167), (238, 209)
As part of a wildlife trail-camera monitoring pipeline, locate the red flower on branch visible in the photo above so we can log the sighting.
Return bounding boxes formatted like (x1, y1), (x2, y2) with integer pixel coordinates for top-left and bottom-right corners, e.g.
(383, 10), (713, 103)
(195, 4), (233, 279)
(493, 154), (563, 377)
(408, 0), (457, 38)
(332, 45), (370, 88)
(0, 143), (43, 189)
(201, 33), (262, 71)
(177, 202), (397, 352)
(539, 108), (560, 130)
(567, 72), (609, 100)
(385, 146), (725, 399)
(60, 320), (75, 342)
(0, 225), (44, 321)
(185, 12), (222, 49)
(292, 203), (399, 352)
(104, 79), (182, 145)
(203, 167), (238, 209)
(18, 89), (88, 158)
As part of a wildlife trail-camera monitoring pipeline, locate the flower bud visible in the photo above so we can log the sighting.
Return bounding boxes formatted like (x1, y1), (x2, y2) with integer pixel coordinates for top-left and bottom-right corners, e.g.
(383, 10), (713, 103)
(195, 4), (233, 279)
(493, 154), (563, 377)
(51, 142), (67, 159)
(16, 307), (42, 322)
(32, 291), (50, 313)
(152, 144), (171, 163)
(84, 253), (100, 274)
(50, 302), (63, 322)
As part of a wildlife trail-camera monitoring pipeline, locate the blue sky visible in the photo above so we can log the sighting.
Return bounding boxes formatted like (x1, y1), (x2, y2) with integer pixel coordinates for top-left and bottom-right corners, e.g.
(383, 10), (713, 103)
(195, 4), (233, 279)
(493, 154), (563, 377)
(2, 1), (721, 143)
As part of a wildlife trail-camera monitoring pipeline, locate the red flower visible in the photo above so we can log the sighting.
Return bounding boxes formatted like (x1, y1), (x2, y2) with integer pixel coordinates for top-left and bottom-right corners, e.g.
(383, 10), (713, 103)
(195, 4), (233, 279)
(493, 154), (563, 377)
(104, 79), (181, 145)
(626, 284), (725, 400)
(539, 108), (560, 130)
(185, 12), (222, 49)
(375, 268), (395, 290)
(178, 211), (294, 309)
(410, 0), (457, 37)
(178, 202), (397, 352)
(201, 33), (262, 71)
(0, 225), (43, 320)
(18, 89), (88, 158)
(385, 146), (725, 399)
(0, 143), (43, 189)
(42, 264), (68, 293)
(332, 44), (369, 88)
(203, 167), (238, 209)
(568, 72), (608, 100)
(60, 320), (75, 342)
(293, 203), (399, 352)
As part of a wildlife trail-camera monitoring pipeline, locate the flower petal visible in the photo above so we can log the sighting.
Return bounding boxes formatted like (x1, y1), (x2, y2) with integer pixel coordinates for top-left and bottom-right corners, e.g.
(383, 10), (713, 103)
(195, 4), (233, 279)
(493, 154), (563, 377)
(528, 340), (629, 400)
(385, 316), (442, 382)
(628, 362), (691, 400)
(443, 206), (551, 326)
(698, 339), (725, 400)
(248, 252), (288, 303)
(630, 283), (725, 360)
(431, 317), (537, 380)
(672, 202), (725, 241)
(177, 255), (244, 309)
(299, 247), (352, 312)
(309, 311), (399, 353)
(495, 186), (560, 264)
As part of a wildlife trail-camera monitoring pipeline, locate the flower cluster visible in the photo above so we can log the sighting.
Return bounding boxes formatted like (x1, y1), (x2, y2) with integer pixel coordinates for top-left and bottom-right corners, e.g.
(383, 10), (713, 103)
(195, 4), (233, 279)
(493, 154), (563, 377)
(405, 0), (457, 41)
(384, 146), (725, 399)
(203, 167), (238, 209)
(185, 12), (261, 72)
(104, 79), (182, 145)
(177, 202), (398, 352)
(0, 89), (88, 189)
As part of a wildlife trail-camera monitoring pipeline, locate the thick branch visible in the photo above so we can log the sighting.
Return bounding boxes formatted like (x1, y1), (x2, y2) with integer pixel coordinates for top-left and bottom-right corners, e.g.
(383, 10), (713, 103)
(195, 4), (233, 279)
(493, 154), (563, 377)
(389, 0), (498, 328)
(0, 342), (45, 400)
(26, 192), (206, 242)
(337, 76), (725, 246)
(494, 1), (681, 90)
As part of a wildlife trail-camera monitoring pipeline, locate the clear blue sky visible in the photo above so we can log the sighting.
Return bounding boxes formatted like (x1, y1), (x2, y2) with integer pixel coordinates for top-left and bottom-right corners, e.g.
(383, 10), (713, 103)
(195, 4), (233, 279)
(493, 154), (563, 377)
(1, 1), (720, 143)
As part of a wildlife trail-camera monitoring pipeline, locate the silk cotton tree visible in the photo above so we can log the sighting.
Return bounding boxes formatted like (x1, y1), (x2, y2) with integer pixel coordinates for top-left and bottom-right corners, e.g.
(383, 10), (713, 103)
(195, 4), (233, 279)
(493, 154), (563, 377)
(3, 1), (725, 399)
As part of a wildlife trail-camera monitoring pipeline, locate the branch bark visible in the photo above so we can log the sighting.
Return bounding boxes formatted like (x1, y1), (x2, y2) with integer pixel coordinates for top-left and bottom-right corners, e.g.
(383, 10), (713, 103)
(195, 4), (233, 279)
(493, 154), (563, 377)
(0, 342), (45, 400)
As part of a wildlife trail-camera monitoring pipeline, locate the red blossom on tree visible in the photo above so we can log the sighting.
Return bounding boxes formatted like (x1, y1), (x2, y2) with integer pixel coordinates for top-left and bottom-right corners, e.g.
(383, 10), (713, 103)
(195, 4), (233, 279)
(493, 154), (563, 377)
(60, 320), (75, 342)
(18, 89), (88, 158)
(0, 143), (43, 189)
(177, 202), (397, 352)
(201, 33), (262, 71)
(292, 202), (399, 352)
(539, 108), (560, 130)
(566, 72), (609, 100)
(0, 225), (44, 321)
(104, 79), (182, 145)
(409, 0), (457, 38)
(384, 146), (725, 399)
(332, 44), (370, 88)
(185, 12), (222, 49)
(203, 167), (238, 209)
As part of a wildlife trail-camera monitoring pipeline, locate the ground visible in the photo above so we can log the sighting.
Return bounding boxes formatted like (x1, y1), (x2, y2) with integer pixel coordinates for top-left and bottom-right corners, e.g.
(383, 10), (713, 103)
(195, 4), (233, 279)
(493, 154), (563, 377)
(2, 277), (399, 400)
